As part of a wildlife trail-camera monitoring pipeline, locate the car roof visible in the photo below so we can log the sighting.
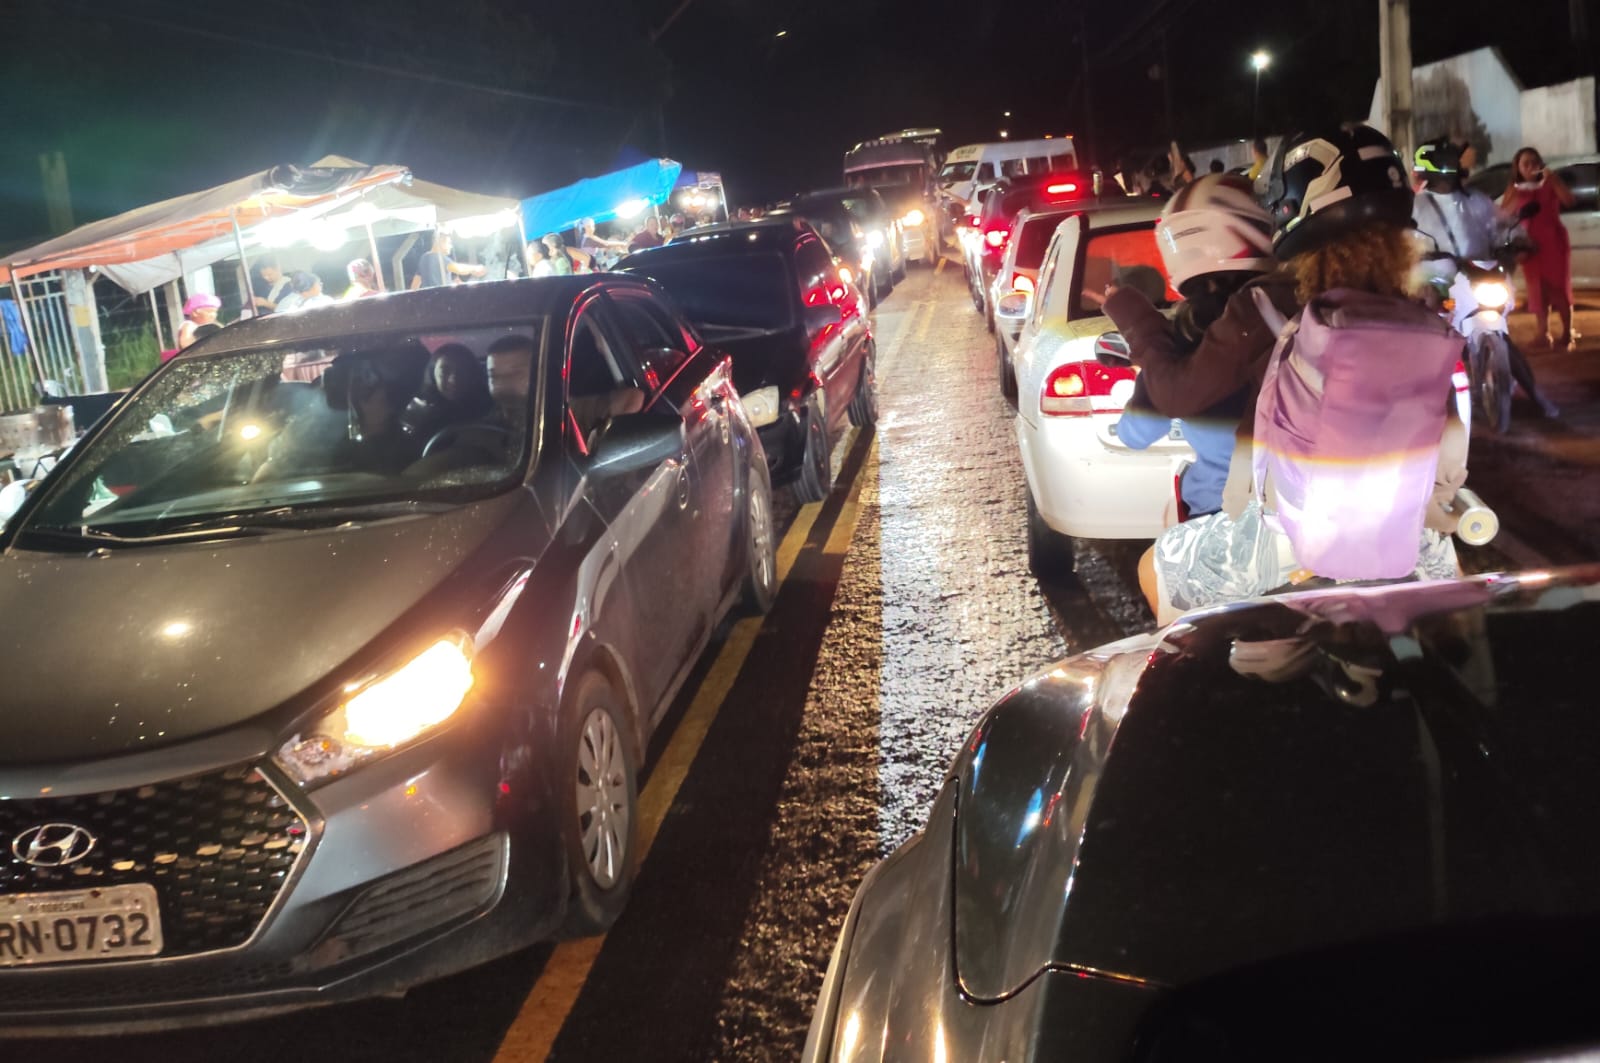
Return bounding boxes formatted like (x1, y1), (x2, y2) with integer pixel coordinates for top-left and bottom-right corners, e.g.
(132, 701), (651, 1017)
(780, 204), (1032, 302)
(616, 219), (814, 265)
(181, 276), (626, 358)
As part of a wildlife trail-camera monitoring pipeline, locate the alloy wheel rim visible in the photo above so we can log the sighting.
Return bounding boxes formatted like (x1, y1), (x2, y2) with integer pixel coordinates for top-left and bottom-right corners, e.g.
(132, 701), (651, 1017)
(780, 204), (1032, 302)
(576, 707), (629, 889)
(750, 482), (775, 592)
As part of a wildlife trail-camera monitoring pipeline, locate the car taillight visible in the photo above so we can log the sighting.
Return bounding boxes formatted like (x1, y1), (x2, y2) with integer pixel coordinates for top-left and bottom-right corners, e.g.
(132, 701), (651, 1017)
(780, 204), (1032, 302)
(984, 228), (1009, 248)
(1040, 360), (1137, 416)
(965, 214), (982, 229)
(1046, 181), (1078, 195)
(1012, 274), (1035, 293)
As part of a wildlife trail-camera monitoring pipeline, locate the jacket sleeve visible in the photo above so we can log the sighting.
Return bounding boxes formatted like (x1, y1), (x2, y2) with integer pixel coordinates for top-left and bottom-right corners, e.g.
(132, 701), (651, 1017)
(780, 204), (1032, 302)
(1104, 285), (1277, 418)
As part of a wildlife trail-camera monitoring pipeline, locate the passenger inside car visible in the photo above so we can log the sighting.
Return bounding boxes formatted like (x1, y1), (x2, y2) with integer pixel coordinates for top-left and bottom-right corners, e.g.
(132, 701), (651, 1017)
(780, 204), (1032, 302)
(564, 320), (646, 453)
(402, 342), (494, 442)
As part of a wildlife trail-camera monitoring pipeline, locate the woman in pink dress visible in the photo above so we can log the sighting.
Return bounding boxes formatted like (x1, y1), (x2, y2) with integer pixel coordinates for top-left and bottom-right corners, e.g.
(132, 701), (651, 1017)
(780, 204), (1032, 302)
(1501, 147), (1577, 349)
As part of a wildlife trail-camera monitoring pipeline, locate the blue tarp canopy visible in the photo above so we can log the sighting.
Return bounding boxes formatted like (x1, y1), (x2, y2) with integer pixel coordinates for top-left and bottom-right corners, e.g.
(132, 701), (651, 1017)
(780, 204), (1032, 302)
(520, 159), (683, 239)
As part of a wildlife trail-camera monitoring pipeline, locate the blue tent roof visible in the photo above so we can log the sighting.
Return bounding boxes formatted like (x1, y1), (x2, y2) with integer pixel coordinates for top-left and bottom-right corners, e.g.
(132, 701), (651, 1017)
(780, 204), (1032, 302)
(521, 159), (683, 239)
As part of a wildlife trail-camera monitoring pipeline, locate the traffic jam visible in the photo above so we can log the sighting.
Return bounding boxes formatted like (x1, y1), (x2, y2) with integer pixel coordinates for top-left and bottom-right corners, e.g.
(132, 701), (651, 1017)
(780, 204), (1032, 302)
(4, 2), (1600, 1060)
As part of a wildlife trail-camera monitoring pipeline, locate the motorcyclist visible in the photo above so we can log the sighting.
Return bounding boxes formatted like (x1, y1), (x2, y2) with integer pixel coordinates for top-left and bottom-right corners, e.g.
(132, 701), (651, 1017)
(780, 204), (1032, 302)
(1109, 175), (1272, 518)
(1139, 124), (1469, 623)
(1412, 138), (1557, 417)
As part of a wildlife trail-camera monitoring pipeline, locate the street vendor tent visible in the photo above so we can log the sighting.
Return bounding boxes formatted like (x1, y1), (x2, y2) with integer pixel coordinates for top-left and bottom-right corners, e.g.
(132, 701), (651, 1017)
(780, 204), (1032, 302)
(520, 158), (682, 240)
(0, 156), (521, 295)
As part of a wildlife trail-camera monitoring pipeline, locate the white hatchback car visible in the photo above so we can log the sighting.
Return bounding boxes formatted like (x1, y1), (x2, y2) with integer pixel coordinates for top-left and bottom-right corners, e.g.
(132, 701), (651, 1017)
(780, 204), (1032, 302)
(1000, 203), (1195, 580)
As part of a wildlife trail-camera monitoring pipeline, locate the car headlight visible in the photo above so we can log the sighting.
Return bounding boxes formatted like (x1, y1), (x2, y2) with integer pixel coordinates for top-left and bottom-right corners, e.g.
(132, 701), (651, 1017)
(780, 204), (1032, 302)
(275, 633), (476, 786)
(741, 385), (781, 428)
(901, 209), (925, 227)
(866, 230), (884, 249)
(1473, 281), (1510, 309)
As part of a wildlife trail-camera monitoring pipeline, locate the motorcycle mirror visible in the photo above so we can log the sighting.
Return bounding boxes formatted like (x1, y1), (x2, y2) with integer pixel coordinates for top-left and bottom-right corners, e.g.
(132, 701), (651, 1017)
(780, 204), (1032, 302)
(1093, 331), (1133, 365)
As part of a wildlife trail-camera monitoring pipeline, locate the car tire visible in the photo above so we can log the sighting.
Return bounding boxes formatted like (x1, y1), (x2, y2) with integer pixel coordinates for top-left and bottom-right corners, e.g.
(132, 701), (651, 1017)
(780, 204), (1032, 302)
(967, 266), (984, 311)
(739, 459), (778, 615)
(792, 398), (833, 504)
(892, 254), (906, 284)
(1026, 488), (1076, 582)
(557, 672), (639, 937)
(848, 346), (878, 429)
(997, 333), (1017, 405)
(984, 296), (994, 334)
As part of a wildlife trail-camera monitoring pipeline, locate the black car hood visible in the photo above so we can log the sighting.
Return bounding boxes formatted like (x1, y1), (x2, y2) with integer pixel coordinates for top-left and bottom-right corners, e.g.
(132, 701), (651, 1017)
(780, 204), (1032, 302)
(704, 328), (809, 397)
(952, 569), (1600, 999)
(0, 493), (531, 765)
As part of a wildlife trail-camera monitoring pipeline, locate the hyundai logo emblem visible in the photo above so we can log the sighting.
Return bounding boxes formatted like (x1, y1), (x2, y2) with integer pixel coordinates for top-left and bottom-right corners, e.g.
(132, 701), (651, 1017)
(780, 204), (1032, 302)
(11, 823), (98, 868)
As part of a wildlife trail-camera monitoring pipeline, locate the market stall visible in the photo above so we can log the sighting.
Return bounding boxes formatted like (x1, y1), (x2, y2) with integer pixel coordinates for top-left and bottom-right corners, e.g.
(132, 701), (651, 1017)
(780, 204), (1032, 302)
(520, 158), (683, 240)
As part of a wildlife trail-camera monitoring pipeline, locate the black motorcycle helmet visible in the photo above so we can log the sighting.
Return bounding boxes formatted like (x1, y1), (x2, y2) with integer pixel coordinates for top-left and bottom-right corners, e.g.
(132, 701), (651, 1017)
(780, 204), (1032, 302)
(1412, 138), (1463, 176)
(1265, 124), (1414, 260)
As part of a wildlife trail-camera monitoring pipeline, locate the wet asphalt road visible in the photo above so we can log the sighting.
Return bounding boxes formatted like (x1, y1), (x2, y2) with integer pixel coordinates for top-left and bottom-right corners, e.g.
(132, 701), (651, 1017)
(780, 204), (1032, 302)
(23, 261), (1595, 1061)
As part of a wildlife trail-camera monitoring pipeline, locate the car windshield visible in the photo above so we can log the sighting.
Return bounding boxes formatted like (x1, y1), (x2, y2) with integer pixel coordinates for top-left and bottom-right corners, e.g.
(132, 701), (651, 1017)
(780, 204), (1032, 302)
(21, 322), (545, 540)
(940, 161), (977, 183)
(850, 164), (925, 188)
(630, 253), (793, 331)
(1073, 224), (1180, 318)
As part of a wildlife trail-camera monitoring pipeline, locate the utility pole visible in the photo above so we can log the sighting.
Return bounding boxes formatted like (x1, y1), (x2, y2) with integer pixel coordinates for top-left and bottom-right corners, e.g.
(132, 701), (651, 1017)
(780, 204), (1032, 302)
(1378, 0), (1414, 165)
(39, 152), (73, 235)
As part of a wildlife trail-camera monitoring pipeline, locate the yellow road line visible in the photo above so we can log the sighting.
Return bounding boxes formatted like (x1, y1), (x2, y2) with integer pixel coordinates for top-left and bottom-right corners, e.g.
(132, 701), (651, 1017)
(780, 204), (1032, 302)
(491, 495), (833, 1063)
(823, 437), (876, 557)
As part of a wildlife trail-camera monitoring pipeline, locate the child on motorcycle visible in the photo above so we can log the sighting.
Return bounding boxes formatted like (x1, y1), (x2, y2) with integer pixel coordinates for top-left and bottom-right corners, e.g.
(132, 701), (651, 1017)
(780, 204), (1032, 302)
(1139, 125), (1471, 624)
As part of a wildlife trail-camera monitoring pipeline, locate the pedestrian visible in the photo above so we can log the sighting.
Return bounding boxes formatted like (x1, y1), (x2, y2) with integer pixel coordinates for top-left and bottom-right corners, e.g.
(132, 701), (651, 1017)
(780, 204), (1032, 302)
(1500, 147), (1578, 350)
(542, 232), (579, 275)
(527, 240), (554, 278)
(343, 259), (381, 299)
(1140, 124), (1470, 622)
(1168, 141), (1197, 192)
(628, 215), (665, 251)
(280, 271), (333, 312)
(177, 293), (222, 349)
(251, 257), (292, 315)
(415, 230), (486, 290)
(578, 218), (627, 268)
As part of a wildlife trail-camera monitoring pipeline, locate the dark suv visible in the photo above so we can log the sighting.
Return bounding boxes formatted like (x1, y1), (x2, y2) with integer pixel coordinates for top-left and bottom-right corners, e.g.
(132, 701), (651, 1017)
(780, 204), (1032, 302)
(617, 220), (878, 502)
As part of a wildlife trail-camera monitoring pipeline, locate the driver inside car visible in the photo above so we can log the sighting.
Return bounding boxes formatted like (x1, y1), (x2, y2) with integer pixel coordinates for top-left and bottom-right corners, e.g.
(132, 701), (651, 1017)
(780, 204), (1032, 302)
(255, 345), (427, 480)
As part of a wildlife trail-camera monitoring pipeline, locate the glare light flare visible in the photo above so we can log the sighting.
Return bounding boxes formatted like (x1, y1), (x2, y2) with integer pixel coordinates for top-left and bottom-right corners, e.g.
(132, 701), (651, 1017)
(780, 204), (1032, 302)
(1251, 50), (1272, 71)
(1473, 281), (1510, 309)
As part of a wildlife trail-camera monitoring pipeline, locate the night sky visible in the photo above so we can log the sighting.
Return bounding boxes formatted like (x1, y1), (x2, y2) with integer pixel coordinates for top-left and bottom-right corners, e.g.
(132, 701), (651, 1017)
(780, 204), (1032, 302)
(3, 0), (1586, 245)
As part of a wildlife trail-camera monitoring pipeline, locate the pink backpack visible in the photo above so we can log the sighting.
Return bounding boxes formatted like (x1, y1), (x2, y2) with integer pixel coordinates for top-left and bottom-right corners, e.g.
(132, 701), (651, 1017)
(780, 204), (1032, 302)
(1251, 288), (1460, 580)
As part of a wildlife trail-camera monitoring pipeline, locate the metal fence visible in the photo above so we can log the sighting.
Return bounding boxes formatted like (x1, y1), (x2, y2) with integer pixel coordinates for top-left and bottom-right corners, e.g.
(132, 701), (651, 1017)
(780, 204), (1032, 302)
(2, 272), (84, 413)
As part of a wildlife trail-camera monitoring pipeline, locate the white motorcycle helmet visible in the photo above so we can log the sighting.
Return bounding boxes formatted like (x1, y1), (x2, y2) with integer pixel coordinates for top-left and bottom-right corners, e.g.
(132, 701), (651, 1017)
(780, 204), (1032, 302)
(1153, 174), (1276, 297)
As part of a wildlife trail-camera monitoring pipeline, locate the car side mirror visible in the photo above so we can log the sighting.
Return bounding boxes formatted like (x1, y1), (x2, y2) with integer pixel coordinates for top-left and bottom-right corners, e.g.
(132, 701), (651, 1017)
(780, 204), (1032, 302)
(1093, 331), (1133, 365)
(586, 413), (685, 478)
(802, 303), (843, 336)
(996, 291), (1032, 319)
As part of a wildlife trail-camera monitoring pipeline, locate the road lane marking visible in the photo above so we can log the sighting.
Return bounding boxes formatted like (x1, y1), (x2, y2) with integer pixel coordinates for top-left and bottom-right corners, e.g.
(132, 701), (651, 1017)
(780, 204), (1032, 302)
(491, 488), (849, 1062)
(935, 256), (946, 274)
(823, 437), (875, 558)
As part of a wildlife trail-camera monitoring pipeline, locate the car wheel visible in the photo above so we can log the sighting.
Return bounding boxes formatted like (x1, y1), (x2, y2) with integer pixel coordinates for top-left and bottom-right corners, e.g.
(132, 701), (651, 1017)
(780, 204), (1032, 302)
(892, 251), (906, 284)
(792, 398), (833, 504)
(997, 333), (1017, 405)
(848, 346), (878, 429)
(967, 266), (984, 311)
(1026, 488), (1075, 582)
(558, 673), (639, 936)
(984, 295), (994, 334)
(739, 459), (778, 615)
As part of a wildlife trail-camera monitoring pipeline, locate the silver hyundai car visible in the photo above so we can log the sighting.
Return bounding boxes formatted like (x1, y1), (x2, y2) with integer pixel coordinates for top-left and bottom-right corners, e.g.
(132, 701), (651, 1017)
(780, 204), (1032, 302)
(0, 275), (775, 1033)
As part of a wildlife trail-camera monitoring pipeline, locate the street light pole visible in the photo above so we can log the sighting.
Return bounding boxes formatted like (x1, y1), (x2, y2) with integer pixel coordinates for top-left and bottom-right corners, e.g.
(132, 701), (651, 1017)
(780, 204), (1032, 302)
(1250, 50), (1272, 135)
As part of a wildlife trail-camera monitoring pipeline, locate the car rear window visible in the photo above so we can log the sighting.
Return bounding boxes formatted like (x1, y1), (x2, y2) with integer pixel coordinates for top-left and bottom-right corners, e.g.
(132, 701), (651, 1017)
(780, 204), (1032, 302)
(1015, 215), (1066, 269)
(1072, 225), (1180, 319)
(633, 253), (793, 330)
